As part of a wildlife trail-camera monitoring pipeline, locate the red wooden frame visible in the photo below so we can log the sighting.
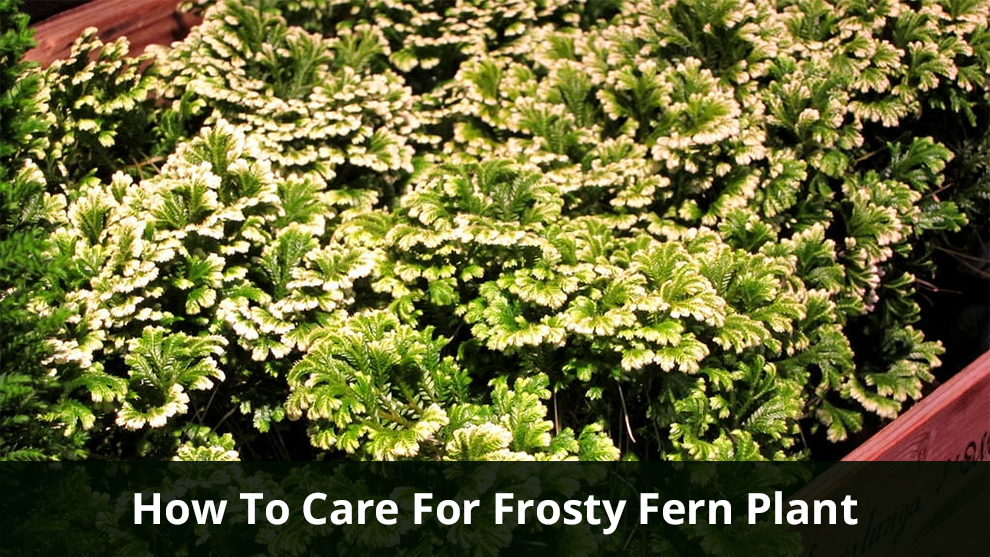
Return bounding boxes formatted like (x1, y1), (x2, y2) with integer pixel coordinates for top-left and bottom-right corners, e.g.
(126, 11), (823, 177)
(24, 0), (198, 66)
(843, 350), (990, 461)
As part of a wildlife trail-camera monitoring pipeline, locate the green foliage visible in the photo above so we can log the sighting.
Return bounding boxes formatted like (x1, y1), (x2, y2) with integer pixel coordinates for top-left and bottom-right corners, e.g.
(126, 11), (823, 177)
(181, 0), (623, 87)
(287, 310), (616, 460)
(0, 0), (83, 460)
(39, 29), (162, 188)
(36, 123), (345, 458)
(398, 0), (986, 458)
(159, 0), (417, 188)
(8, 0), (989, 461)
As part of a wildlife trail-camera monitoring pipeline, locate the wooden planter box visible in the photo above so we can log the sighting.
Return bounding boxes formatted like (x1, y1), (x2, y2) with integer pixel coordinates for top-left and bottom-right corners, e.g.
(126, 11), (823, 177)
(24, 0), (196, 66)
(841, 350), (989, 462)
(27, 0), (990, 464)
(795, 352), (988, 555)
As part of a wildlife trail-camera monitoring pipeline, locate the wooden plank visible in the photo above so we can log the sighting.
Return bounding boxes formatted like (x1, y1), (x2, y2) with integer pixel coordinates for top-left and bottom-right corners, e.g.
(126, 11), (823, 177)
(843, 350), (990, 461)
(24, 0), (199, 66)
(792, 462), (988, 556)
(793, 352), (990, 556)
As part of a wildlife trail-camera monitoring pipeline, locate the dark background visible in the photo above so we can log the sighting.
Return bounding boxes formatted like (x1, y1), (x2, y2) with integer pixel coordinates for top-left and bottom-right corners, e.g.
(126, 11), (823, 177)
(22, 0), (92, 22)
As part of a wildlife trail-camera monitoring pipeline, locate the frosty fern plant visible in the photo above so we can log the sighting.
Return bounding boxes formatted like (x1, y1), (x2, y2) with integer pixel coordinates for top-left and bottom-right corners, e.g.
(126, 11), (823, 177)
(182, 0), (624, 85)
(286, 310), (617, 460)
(420, 0), (982, 451)
(35, 122), (616, 460)
(39, 29), (161, 189)
(39, 123), (325, 457)
(158, 0), (417, 189)
(375, 158), (840, 458)
(17, 0), (990, 460)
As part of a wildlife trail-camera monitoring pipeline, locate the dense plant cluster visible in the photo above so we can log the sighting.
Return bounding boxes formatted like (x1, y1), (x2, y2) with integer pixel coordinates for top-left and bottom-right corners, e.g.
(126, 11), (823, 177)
(0, 0), (84, 459)
(2, 0), (988, 461)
